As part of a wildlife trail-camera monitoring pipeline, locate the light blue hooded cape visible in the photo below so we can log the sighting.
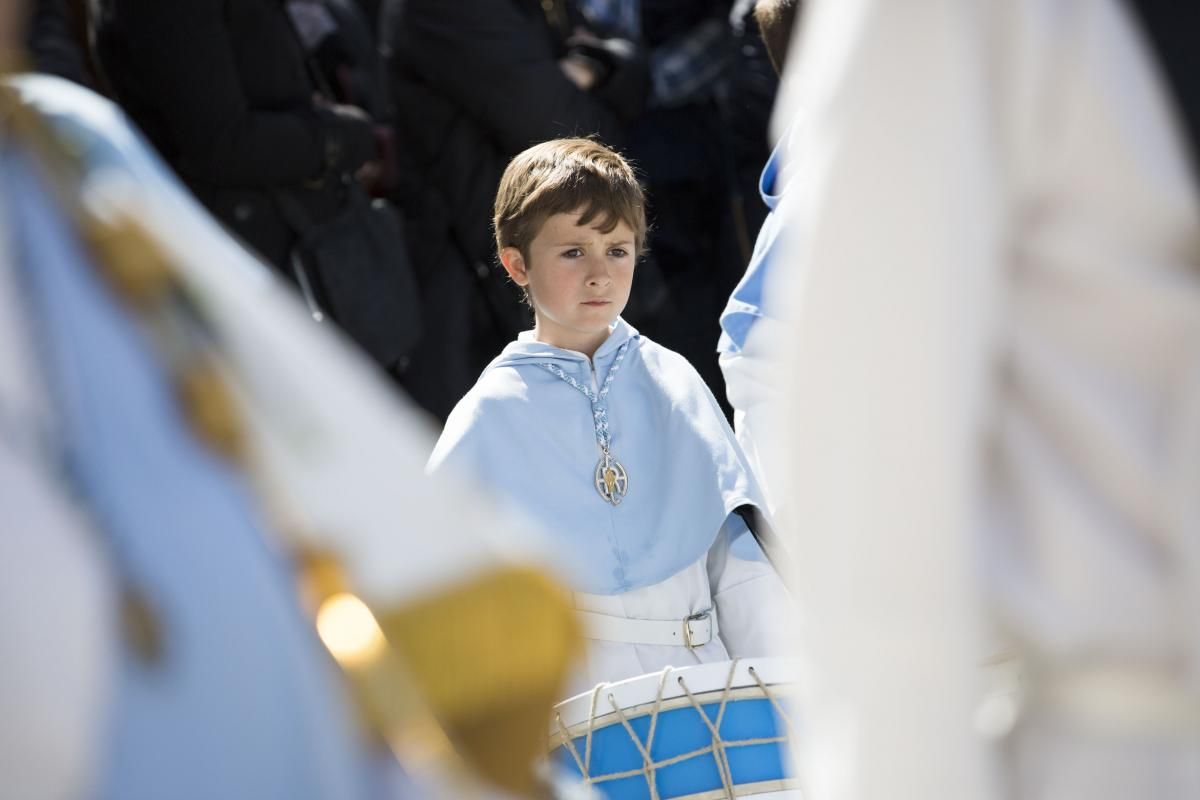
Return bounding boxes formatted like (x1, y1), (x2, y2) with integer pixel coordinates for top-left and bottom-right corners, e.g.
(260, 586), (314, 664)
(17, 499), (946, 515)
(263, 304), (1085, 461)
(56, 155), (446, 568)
(718, 120), (794, 355)
(428, 319), (767, 595)
(7, 75), (370, 800)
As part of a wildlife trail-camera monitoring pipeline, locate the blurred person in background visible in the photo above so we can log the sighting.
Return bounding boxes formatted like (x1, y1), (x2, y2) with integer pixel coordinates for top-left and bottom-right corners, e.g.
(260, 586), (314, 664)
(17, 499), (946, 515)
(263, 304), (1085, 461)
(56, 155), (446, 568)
(91, 0), (427, 388)
(352, 0), (382, 38)
(287, 0), (397, 197)
(25, 0), (96, 88)
(775, 1), (1200, 799)
(381, 0), (648, 421)
(579, 0), (778, 417)
(716, 0), (801, 511)
(91, 0), (379, 275)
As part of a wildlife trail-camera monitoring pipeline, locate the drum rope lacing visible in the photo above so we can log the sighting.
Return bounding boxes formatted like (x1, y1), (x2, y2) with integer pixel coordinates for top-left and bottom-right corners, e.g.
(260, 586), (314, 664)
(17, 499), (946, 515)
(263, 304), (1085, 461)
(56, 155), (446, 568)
(552, 660), (793, 799)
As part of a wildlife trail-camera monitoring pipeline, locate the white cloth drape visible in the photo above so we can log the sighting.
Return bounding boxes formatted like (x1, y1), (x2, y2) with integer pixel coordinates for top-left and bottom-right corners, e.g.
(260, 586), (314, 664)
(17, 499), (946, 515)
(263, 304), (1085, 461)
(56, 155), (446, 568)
(773, 1), (1200, 799)
(566, 515), (793, 698)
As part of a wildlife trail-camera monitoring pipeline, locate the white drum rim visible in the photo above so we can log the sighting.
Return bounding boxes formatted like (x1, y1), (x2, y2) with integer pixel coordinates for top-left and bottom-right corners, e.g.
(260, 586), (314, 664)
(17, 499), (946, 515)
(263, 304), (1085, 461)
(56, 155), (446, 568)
(660, 778), (803, 799)
(550, 658), (798, 738)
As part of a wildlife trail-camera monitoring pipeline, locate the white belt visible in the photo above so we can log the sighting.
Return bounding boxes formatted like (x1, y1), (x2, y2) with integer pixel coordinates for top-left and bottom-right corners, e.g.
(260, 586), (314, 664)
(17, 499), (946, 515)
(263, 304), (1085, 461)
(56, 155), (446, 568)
(578, 609), (719, 649)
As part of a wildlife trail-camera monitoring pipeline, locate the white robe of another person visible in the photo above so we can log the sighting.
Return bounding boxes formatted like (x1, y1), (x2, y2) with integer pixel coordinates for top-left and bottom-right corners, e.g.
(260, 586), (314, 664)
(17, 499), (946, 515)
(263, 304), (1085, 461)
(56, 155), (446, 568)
(772, 1), (1200, 799)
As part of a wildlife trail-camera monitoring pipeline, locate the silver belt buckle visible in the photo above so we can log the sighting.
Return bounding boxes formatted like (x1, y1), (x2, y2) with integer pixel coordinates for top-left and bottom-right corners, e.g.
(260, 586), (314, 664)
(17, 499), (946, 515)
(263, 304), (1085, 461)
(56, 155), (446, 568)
(683, 610), (712, 650)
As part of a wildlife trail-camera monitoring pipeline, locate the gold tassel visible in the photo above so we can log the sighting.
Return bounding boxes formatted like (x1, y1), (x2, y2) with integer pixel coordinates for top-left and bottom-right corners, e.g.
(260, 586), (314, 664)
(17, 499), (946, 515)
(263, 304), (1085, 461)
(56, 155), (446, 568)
(120, 585), (166, 667)
(82, 215), (176, 309)
(300, 548), (583, 796)
(380, 566), (583, 796)
(175, 356), (246, 461)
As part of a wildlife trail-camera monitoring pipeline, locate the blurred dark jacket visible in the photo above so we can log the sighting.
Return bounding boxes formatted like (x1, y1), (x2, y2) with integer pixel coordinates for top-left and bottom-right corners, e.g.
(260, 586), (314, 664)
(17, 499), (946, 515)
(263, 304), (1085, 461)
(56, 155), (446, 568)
(387, 0), (633, 277)
(300, 0), (387, 117)
(93, 0), (377, 270)
(27, 0), (97, 89)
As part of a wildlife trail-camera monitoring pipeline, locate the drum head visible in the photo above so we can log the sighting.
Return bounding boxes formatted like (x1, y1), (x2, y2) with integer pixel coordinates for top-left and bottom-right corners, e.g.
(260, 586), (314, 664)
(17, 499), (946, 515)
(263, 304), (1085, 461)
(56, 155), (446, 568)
(549, 659), (801, 799)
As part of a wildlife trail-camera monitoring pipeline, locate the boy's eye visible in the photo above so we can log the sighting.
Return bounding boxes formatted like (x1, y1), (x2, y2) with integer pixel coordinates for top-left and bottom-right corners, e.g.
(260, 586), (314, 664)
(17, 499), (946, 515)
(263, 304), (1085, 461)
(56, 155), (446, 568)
(609, 248), (629, 258)
(562, 248), (584, 258)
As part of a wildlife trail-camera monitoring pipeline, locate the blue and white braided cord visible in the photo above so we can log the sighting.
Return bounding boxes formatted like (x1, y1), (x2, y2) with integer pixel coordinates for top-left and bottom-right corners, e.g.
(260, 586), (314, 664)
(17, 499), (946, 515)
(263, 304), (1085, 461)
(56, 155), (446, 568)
(539, 340), (632, 453)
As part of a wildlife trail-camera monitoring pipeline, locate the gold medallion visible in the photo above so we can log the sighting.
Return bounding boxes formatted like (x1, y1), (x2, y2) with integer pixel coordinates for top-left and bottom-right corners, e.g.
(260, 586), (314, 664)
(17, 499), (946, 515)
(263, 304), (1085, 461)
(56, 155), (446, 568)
(594, 453), (628, 506)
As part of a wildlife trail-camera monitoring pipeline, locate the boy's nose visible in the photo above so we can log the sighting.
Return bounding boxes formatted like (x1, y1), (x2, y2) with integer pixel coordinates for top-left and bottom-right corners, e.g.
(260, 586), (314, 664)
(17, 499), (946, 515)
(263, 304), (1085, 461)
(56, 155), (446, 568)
(585, 259), (611, 285)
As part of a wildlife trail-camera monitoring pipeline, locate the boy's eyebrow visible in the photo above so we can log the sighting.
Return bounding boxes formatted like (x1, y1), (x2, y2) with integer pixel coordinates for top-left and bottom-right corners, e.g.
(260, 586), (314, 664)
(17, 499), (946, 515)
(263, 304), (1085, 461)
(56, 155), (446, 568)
(550, 238), (635, 246)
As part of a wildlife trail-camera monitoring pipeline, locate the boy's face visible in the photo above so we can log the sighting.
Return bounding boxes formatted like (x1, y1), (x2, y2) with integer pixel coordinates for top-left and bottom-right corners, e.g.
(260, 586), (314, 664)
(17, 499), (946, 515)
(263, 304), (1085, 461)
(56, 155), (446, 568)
(500, 210), (635, 356)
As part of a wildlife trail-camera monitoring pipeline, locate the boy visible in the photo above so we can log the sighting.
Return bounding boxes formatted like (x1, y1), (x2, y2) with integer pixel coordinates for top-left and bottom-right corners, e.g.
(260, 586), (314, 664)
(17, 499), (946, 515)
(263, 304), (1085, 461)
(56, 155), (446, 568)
(429, 138), (791, 694)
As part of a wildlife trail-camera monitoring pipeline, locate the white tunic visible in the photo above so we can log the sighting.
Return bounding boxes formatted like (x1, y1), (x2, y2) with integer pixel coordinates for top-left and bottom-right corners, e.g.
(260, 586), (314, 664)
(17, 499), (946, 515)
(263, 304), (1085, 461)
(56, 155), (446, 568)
(719, 317), (791, 514)
(774, 1), (1200, 798)
(565, 515), (793, 697)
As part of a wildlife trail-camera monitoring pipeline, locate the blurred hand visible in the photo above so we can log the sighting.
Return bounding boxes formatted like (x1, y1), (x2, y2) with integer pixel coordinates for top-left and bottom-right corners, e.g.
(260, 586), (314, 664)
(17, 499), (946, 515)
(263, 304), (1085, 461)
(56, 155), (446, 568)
(316, 103), (376, 174)
(565, 34), (649, 124)
(559, 55), (600, 91)
(325, 102), (371, 124)
(567, 28), (606, 49)
(355, 159), (383, 190)
(565, 33), (640, 76)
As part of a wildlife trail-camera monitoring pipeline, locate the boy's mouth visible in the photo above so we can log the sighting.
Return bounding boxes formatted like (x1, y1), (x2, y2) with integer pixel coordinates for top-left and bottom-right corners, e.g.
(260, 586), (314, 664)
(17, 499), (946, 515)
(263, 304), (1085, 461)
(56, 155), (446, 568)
(581, 299), (611, 306)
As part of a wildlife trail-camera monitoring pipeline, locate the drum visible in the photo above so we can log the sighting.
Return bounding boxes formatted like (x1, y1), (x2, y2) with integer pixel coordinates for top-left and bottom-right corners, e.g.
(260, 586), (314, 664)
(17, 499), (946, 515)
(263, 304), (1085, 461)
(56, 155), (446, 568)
(548, 659), (800, 799)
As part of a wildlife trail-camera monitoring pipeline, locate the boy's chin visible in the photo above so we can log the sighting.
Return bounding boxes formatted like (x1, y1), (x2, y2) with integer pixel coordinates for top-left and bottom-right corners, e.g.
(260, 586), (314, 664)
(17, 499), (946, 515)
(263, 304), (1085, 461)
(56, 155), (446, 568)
(582, 306), (622, 325)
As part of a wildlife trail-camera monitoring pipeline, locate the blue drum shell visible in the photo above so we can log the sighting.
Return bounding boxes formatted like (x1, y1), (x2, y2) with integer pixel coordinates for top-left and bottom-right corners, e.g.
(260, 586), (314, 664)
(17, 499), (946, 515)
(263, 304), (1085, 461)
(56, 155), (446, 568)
(552, 694), (792, 799)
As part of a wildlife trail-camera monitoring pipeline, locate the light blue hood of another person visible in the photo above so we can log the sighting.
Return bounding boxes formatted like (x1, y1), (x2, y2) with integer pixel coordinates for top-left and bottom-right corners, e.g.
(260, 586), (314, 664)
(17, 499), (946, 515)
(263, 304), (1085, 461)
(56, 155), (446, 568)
(718, 119), (795, 355)
(429, 319), (766, 594)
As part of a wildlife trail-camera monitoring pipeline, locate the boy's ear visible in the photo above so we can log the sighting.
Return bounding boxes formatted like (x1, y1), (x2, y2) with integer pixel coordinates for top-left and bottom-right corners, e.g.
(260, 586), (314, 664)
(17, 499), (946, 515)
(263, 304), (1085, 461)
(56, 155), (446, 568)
(499, 247), (529, 286)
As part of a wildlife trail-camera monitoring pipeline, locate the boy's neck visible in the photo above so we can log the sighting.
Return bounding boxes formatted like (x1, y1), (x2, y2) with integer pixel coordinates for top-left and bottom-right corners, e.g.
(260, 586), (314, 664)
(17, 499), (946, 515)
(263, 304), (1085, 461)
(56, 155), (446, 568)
(532, 322), (611, 359)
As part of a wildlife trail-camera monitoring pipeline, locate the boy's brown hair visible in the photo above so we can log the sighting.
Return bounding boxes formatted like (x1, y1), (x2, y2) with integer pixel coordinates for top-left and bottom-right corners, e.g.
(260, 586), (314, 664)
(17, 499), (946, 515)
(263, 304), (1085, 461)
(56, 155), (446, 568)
(493, 138), (647, 263)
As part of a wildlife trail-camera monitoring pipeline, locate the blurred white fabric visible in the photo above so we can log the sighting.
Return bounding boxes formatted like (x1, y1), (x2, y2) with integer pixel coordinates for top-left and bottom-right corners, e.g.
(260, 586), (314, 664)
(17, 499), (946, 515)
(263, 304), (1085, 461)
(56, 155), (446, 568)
(720, 317), (792, 513)
(772, 0), (1200, 798)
